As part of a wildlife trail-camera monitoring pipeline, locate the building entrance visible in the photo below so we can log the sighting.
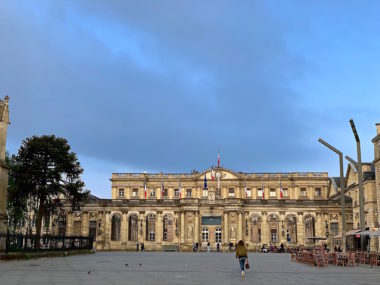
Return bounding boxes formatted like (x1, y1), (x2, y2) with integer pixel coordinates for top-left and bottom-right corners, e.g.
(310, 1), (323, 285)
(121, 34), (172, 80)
(201, 216), (222, 248)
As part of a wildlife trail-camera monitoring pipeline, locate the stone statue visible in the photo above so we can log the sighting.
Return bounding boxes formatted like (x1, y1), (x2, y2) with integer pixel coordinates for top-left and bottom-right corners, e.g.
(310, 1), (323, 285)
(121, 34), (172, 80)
(187, 225), (193, 238)
(230, 225), (236, 239)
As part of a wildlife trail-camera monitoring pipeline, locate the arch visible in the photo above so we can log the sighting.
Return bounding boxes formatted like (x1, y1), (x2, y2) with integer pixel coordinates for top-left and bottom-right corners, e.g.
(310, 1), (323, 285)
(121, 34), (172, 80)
(267, 214), (279, 243)
(146, 213), (156, 241)
(304, 214), (315, 244)
(285, 214), (297, 243)
(111, 214), (121, 241)
(128, 214), (139, 241)
(163, 213), (174, 242)
(250, 214), (262, 243)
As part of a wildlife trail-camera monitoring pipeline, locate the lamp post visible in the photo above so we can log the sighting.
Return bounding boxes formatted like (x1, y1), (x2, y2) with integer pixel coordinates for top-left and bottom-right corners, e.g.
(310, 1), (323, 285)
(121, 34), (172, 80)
(348, 119), (366, 251)
(318, 138), (347, 253)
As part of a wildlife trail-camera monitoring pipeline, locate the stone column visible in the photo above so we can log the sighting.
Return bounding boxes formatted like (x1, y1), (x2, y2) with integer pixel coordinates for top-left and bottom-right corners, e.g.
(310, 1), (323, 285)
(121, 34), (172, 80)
(261, 212), (268, 244)
(195, 212), (199, 244)
(224, 212), (229, 244)
(238, 211), (243, 241)
(0, 96), (10, 251)
(156, 212), (163, 246)
(66, 212), (73, 236)
(105, 211), (111, 249)
(180, 212), (185, 244)
(82, 211), (89, 236)
(297, 212), (304, 245)
(121, 211), (128, 245)
(316, 212), (322, 237)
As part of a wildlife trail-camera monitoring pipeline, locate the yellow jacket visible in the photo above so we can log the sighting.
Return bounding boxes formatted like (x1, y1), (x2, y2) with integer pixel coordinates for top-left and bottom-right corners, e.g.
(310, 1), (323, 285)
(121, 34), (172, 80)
(236, 245), (248, 258)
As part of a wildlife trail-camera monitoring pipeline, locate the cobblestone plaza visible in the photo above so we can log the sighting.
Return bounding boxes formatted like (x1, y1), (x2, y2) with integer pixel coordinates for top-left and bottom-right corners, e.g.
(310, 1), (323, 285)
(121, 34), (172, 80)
(1, 252), (379, 285)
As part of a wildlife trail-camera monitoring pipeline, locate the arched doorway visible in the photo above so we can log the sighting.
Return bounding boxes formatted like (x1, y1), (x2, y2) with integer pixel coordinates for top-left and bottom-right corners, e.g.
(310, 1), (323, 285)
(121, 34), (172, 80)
(128, 214), (138, 241)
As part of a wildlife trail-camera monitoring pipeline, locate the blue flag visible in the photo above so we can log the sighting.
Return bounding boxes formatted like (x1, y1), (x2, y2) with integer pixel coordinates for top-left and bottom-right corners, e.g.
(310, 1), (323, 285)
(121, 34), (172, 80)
(204, 174), (207, 189)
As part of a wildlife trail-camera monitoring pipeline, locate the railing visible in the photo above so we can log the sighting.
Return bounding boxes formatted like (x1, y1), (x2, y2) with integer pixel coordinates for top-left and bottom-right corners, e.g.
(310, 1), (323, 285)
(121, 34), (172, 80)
(1, 233), (93, 253)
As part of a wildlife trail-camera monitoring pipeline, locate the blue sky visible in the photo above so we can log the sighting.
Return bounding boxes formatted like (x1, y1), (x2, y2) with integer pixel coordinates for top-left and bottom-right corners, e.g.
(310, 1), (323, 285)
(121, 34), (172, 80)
(1, 1), (379, 198)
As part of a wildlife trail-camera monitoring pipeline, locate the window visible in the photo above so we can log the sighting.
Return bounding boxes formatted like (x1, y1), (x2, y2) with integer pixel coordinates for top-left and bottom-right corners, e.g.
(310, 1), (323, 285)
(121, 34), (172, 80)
(270, 188), (276, 197)
(246, 188), (252, 197)
(271, 229), (278, 242)
(162, 189), (168, 197)
(300, 187), (307, 197)
(186, 189), (192, 197)
(89, 221), (97, 241)
(257, 188), (264, 198)
(202, 227), (209, 242)
(314, 187), (321, 197)
(146, 214), (156, 241)
(174, 189), (179, 197)
(228, 188), (235, 197)
(215, 228), (222, 243)
(111, 215), (121, 241)
(58, 220), (66, 236)
(330, 222), (339, 238)
(132, 189), (138, 198)
(203, 189), (208, 197)
(150, 189), (156, 198)
(282, 188), (288, 197)
(118, 188), (124, 197)
(149, 230), (155, 241)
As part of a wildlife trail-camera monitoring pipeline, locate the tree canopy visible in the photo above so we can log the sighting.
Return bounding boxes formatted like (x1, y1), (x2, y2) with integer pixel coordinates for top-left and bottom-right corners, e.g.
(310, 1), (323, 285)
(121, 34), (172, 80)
(9, 135), (89, 237)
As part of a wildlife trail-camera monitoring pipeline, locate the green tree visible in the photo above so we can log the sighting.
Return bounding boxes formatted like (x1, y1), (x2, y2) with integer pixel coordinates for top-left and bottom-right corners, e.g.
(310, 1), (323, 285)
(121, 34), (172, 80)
(11, 135), (89, 238)
(6, 151), (27, 234)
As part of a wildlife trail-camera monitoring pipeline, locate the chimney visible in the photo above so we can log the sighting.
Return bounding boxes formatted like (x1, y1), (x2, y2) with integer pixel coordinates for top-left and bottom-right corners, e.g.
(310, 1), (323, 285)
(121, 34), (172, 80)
(376, 123), (380, 135)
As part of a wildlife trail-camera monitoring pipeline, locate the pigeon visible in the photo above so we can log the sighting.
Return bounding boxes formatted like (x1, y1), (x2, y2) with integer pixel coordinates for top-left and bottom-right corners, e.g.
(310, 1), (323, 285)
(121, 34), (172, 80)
(125, 264), (128, 267)
(139, 263), (142, 266)
(88, 270), (91, 275)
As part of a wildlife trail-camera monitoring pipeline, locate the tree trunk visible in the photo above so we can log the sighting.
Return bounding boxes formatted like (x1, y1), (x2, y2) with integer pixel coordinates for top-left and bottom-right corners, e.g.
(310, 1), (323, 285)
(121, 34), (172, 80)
(35, 196), (45, 249)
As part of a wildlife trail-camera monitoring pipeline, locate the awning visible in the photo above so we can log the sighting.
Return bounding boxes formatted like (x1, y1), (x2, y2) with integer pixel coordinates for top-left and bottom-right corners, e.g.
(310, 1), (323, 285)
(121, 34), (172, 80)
(333, 229), (361, 239)
(357, 230), (380, 238)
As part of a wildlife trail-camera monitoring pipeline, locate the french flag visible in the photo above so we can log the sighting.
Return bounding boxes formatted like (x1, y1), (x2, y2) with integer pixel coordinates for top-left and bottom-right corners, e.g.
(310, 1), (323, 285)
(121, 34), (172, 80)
(280, 180), (283, 198)
(144, 182), (147, 199)
(211, 166), (215, 181)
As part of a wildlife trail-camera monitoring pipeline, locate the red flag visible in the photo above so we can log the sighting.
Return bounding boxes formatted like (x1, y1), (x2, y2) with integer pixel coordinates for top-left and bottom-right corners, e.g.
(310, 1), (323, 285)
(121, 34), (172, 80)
(144, 182), (147, 199)
(280, 180), (283, 198)
(262, 181), (265, 198)
(211, 166), (215, 181)
(217, 150), (220, 167)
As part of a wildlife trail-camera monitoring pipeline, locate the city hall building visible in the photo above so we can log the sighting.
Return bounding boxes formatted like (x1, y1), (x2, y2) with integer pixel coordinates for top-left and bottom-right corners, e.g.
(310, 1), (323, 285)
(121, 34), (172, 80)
(60, 168), (352, 251)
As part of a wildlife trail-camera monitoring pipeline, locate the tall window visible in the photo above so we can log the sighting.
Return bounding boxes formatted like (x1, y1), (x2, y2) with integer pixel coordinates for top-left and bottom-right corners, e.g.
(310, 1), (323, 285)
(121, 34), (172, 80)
(285, 215), (297, 243)
(215, 228), (222, 243)
(128, 215), (138, 241)
(132, 189), (138, 198)
(203, 189), (208, 197)
(118, 188), (124, 197)
(314, 187), (321, 197)
(330, 222), (339, 238)
(146, 214), (156, 241)
(268, 214), (279, 243)
(304, 215), (315, 244)
(89, 221), (97, 241)
(150, 189), (156, 198)
(162, 189), (168, 197)
(163, 214), (173, 241)
(282, 188), (288, 197)
(174, 189), (179, 197)
(228, 188), (235, 197)
(300, 187), (307, 197)
(246, 188), (252, 197)
(186, 189), (192, 197)
(202, 227), (209, 242)
(111, 215), (121, 241)
(270, 188), (276, 197)
(58, 219), (66, 236)
(257, 188), (263, 198)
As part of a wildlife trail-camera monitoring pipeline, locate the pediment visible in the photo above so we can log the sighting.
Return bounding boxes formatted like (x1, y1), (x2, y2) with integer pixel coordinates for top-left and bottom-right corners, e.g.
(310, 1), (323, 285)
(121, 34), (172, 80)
(198, 168), (240, 180)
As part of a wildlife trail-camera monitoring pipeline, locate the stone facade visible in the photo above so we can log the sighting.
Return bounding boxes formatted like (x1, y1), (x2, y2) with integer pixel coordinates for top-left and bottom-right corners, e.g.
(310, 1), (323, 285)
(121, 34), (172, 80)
(372, 123), (380, 249)
(54, 168), (352, 251)
(0, 96), (10, 251)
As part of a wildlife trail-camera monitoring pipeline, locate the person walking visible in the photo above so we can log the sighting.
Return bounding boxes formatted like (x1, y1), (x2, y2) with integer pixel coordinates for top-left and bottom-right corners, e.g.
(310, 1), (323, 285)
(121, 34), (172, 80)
(207, 242), (211, 252)
(141, 243), (145, 252)
(235, 240), (249, 277)
(136, 242), (139, 252)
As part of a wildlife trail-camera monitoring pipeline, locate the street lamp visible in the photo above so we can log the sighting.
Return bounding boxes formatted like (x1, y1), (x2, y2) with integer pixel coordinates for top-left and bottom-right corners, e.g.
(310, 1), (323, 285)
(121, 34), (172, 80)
(348, 119), (366, 251)
(318, 138), (347, 253)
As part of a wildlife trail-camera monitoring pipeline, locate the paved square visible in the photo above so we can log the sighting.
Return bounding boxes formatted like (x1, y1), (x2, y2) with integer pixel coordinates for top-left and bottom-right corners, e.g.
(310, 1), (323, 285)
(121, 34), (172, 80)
(0, 252), (380, 285)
